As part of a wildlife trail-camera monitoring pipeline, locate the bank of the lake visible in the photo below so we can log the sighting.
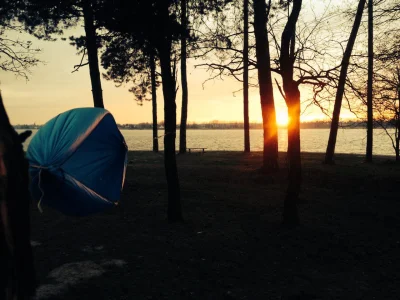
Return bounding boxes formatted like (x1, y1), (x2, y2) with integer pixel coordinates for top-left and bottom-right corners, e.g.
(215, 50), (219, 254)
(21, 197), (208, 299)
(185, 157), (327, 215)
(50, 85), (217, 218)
(19, 128), (398, 157)
(31, 151), (400, 300)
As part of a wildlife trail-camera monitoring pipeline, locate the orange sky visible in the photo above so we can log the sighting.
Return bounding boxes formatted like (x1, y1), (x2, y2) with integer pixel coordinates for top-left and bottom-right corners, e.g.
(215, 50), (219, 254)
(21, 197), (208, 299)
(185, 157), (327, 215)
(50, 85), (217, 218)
(1, 21), (356, 126)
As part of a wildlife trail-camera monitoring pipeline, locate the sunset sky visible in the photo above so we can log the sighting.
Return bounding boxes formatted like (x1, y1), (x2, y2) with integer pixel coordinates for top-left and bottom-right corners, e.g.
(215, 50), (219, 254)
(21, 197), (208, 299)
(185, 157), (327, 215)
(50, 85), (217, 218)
(1, 3), (357, 126)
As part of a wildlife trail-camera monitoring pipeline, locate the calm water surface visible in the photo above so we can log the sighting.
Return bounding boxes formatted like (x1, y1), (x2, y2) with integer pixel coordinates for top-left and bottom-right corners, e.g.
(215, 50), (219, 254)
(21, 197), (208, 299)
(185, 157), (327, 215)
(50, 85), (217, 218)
(19, 128), (396, 157)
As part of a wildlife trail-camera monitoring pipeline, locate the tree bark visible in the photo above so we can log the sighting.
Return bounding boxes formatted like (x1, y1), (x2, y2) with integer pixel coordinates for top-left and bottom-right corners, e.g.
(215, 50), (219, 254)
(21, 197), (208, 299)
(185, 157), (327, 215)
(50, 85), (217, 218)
(0, 94), (36, 300)
(150, 52), (159, 153)
(397, 77), (400, 161)
(283, 88), (301, 226)
(325, 0), (367, 164)
(82, 0), (104, 108)
(243, 0), (250, 153)
(396, 128), (399, 161)
(253, 0), (278, 171)
(157, 2), (183, 222)
(366, 0), (373, 162)
(179, 0), (188, 154)
(280, 0), (302, 226)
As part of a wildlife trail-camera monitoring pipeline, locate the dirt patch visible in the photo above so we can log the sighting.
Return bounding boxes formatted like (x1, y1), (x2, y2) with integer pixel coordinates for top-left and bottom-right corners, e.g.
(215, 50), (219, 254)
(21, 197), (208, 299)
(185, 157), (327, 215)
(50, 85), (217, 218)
(35, 259), (126, 299)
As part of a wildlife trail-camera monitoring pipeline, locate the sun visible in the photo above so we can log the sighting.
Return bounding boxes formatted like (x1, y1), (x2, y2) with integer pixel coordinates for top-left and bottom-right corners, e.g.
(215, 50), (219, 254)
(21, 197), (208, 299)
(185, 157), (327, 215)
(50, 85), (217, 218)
(276, 112), (288, 126)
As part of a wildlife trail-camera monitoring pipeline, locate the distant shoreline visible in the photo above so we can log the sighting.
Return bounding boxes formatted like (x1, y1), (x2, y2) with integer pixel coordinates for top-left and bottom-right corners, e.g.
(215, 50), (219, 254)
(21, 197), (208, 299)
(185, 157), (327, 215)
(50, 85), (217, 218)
(15, 125), (388, 130)
(14, 120), (390, 131)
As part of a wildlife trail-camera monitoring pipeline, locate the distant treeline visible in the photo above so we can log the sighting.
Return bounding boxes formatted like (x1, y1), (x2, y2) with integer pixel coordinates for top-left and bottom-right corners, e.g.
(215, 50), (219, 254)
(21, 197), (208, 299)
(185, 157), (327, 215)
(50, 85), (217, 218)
(14, 120), (394, 130)
(114, 120), (390, 130)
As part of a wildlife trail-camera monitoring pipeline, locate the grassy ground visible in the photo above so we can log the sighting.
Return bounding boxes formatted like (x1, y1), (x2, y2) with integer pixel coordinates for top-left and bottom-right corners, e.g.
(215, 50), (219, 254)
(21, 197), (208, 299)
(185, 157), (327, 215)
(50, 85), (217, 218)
(31, 151), (400, 300)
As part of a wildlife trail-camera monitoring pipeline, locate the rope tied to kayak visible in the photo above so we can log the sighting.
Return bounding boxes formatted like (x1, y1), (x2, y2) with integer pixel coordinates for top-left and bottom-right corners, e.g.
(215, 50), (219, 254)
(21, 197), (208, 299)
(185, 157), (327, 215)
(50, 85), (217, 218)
(30, 165), (49, 213)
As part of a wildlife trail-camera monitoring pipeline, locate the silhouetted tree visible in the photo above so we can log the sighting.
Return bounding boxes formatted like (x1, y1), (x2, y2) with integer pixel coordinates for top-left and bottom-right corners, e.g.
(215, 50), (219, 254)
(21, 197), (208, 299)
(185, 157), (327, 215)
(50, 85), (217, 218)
(253, 0), (278, 171)
(179, 0), (189, 154)
(0, 92), (35, 300)
(193, 0), (260, 154)
(0, 0), (41, 78)
(366, 0), (374, 162)
(101, 31), (161, 152)
(325, 0), (367, 164)
(374, 67), (400, 160)
(23, 0), (105, 107)
(266, 0), (347, 224)
(179, 0), (233, 153)
(82, 0), (103, 107)
(327, 0), (400, 162)
(150, 52), (159, 152)
(278, 0), (302, 225)
(371, 0), (400, 160)
(100, 0), (183, 221)
(156, 1), (183, 221)
(373, 6), (399, 160)
(243, 0), (250, 153)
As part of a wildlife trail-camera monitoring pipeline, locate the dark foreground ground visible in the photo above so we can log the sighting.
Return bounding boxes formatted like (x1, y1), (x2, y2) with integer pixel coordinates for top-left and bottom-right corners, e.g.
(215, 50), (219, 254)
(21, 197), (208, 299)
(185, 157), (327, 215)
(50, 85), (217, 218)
(31, 151), (400, 300)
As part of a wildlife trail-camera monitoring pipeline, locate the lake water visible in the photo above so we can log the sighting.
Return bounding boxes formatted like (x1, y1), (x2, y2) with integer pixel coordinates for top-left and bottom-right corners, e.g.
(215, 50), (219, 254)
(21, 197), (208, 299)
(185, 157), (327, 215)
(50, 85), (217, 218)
(18, 128), (397, 157)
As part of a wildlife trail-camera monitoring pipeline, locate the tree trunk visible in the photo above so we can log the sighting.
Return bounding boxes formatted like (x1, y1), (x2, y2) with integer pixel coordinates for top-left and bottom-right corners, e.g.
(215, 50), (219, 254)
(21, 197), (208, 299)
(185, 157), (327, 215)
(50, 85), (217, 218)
(325, 0), (366, 164)
(0, 94), (36, 300)
(397, 71), (400, 161)
(283, 88), (301, 226)
(179, 0), (188, 154)
(150, 52), (159, 153)
(253, 0), (278, 171)
(157, 3), (183, 222)
(280, 0), (302, 226)
(82, 0), (104, 108)
(396, 131), (399, 161)
(243, 0), (250, 153)
(366, 0), (373, 162)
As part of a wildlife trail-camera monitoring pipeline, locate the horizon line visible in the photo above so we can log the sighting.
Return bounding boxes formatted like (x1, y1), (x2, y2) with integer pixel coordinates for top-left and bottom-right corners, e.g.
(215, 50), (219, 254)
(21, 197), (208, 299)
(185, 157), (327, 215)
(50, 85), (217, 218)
(13, 119), (367, 127)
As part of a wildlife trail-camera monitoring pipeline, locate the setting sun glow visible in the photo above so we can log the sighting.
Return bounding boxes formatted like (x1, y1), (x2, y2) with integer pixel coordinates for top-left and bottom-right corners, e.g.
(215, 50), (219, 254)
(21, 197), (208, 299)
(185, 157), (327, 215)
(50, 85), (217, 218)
(276, 112), (289, 126)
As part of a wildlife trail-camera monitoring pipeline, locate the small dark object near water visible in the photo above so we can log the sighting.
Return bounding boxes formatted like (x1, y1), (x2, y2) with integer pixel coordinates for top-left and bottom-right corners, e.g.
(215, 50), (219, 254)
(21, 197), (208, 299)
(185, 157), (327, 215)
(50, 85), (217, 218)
(187, 147), (207, 154)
